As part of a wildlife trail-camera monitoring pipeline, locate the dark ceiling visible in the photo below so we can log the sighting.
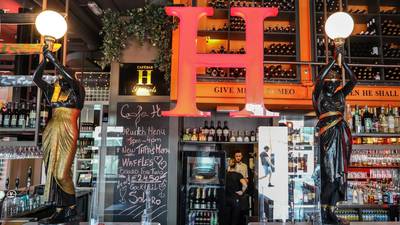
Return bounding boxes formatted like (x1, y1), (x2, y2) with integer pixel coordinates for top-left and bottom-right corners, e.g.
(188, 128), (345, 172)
(1, 0), (165, 70)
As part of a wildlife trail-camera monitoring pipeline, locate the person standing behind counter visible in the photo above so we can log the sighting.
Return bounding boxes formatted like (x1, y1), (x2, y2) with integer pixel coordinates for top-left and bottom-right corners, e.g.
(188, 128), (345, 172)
(233, 151), (248, 183)
(225, 159), (247, 225)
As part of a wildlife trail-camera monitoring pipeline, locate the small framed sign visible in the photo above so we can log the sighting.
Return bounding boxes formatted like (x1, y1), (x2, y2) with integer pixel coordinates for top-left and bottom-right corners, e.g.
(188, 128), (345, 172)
(118, 63), (168, 96)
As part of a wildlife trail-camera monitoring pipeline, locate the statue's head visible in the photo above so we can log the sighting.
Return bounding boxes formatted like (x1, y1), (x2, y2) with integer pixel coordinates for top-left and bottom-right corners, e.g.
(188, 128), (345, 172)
(324, 70), (341, 95)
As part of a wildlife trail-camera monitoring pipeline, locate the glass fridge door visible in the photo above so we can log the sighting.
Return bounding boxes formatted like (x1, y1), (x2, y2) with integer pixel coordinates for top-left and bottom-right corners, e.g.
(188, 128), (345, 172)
(180, 149), (226, 225)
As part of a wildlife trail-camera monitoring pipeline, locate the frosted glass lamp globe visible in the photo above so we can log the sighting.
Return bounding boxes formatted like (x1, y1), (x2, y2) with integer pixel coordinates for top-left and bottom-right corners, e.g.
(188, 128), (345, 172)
(35, 10), (67, 39)
(325, 12), (354, 40)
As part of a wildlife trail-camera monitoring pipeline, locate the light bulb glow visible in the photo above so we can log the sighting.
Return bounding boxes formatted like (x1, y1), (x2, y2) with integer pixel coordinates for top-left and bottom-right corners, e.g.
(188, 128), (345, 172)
(35, 10), (67, 39)
(325, 12), (354, 40)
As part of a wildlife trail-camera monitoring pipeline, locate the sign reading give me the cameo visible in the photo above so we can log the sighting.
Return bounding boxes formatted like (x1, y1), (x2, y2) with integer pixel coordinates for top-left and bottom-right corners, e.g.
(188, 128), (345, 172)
(115, 102), (169, 224)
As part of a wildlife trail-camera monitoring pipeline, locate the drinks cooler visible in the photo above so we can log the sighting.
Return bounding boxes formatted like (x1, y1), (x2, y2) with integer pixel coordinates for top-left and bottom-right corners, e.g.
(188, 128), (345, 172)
(179, 150), (226, 225)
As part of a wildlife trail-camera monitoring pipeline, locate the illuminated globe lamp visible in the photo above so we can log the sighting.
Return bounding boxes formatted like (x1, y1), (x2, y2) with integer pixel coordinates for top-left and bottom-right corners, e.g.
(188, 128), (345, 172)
(325, 12), (354, 67)
(35, 10), (67, 51)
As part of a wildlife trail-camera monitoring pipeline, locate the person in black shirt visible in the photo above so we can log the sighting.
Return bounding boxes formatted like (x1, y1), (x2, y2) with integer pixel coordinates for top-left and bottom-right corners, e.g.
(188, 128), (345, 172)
(260, 146), (274, 187)
(225, 159), (247, 225)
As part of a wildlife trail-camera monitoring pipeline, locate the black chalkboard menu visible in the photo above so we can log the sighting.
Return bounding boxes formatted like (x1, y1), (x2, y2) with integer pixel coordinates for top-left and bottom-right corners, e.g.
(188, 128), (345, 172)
(114, 102), (170, 224)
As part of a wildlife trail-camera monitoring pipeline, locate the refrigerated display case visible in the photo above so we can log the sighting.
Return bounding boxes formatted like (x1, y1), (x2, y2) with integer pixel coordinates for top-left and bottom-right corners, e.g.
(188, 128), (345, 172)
(180, 149), (226, 225)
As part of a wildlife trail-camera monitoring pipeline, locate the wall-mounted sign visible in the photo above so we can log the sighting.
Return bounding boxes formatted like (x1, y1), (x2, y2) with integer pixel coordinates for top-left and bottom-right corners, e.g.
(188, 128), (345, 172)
(162, 7), (280, 118)
(119, 63), (168, 96)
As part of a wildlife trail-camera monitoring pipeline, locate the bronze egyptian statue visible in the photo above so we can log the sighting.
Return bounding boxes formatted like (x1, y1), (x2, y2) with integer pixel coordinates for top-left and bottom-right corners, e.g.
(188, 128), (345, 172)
(312, 59), (357, 224)
(33, 45), (85, 224)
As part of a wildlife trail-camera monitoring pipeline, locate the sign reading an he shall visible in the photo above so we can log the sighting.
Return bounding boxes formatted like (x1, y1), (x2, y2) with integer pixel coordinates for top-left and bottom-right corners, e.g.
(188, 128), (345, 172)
(114, 102), (169, 224)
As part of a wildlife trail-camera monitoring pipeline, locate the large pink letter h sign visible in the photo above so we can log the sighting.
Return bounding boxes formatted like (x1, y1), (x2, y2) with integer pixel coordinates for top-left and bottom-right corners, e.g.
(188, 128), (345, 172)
(162, 7), (280, 118)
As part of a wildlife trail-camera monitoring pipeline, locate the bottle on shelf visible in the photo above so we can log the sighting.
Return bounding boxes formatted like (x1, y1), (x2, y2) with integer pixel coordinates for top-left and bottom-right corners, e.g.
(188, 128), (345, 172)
(379, 107), (389, 133)
(353, 105), (363, 133)
(198, 127), (207, 142)
(203, 121), (209, 137)
(236, 131), (243, 142)
(29, 103), (37, 128)
(216, 121), (223, 142)
(363, 106), (373, 133)
(191, 128), (198, 142)
(222, 121), (229, 142)
(208, 121), (216, 141)
(229, 131), (236, 142)
(2, 103), (11, 128)
(17, 102), (27, 129)
(40, 100), (48, 128)
(387, 106), (395, 133)
(10, 102), (18, 128)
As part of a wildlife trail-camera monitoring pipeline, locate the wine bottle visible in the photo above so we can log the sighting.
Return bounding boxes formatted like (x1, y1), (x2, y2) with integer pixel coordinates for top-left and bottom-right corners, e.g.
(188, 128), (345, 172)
(379, 107), (388, 133)
(216, 121), (223, 142)
(372, 107), (380, 133)
(40, 100), (48, 127)
(17, 102), (26, 129)
(363, 106), (373, 133)
(388, 106), (395, 133)
(353, 105), (362, 133)
(10, 102), (18, 128)
(222, 121), (229, 142)
(209, 121), (216, 141)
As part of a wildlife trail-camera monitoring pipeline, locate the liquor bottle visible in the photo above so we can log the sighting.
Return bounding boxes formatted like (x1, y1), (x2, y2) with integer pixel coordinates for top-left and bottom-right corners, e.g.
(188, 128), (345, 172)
(216, 121), (223, 142)
(17, 102), (26, 129)
(201, 188), (207, 209)
(182, 128), (191, 141)
(372, 107), (380, 133)
(198, 127), (207, 141)
(26, 166), (32, 194)
(379, 107), (388, 133)
(29, 103), (37, 128)
(40, 100), (48, 127)
(250, 131), (256, 142)
(15, 177), (20, 191)
(209, 121), (216, 141)
(191, 128), (198, 141)
(10, 102), (18, 128)
(388, 106), (395, 133)
(353, 105), (362, 133)
(395, 107), (400, 133)
(363, 106), (373, 133)
(203, 121), (209, 137)
(2, 103), (11, 128)
(346, 104), (353, 132)
(25, 102), (31, 128)
(229, 131), (236, 142)
(236, 131), (243, 142)
(244, 131), (250, 142)
(194, 188), (200, 209)
(206, 188), (212, 209)
(222, 121), (229, 142)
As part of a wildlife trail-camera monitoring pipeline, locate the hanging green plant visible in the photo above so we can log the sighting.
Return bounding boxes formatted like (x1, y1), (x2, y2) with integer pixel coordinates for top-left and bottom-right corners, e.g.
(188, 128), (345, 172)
(98, 4), (177, 82)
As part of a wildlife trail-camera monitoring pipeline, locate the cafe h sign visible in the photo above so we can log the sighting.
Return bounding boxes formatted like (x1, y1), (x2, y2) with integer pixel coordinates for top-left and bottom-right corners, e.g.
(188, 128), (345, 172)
(161, 7), (280, 118)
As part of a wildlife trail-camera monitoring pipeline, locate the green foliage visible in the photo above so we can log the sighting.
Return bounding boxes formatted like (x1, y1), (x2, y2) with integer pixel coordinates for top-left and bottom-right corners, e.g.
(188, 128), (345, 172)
(99, 4), (177, 82)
